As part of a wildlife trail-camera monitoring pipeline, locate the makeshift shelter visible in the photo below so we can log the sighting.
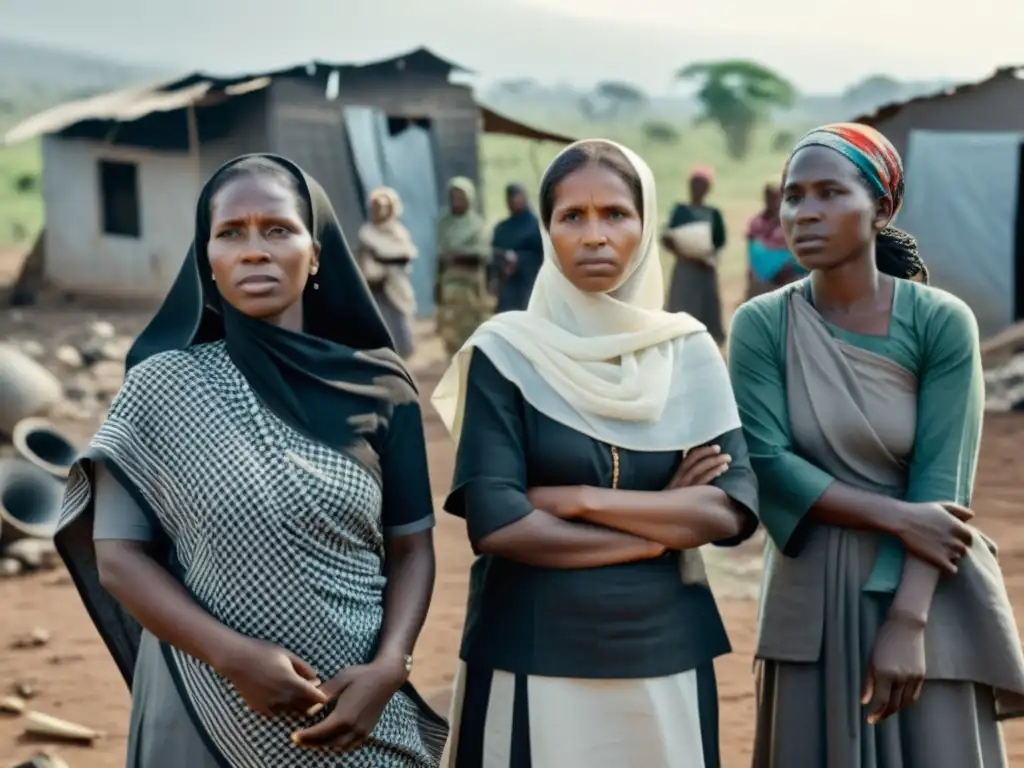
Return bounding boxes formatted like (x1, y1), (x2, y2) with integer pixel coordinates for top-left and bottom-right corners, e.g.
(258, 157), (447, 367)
(854, 67), (1024, 338)
(2, 48), (574, 315)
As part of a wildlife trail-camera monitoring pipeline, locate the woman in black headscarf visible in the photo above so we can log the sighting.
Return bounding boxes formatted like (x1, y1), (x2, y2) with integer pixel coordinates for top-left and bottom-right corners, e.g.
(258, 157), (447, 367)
(491, 182), (544, 312)
(54, 155), (447, 767)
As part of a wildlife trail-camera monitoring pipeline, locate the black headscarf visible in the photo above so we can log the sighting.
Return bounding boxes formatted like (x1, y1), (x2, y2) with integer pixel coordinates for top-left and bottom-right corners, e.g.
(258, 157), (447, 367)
(126, 154), (419, 470)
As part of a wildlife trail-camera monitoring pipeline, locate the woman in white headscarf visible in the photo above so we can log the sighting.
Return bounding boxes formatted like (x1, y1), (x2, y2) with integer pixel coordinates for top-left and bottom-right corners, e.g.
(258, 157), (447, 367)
(357, 186), (418, 358)
(431, 140), (760, 767)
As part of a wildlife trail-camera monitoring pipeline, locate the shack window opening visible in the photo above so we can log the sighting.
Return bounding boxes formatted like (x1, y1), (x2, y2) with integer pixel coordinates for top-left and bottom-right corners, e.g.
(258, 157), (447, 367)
(99, 160), (141, 237)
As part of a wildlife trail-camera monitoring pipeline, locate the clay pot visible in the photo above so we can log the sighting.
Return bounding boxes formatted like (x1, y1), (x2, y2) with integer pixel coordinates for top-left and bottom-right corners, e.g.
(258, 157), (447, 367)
(0, 459), (65, 548)
(13, 417), (78, 479)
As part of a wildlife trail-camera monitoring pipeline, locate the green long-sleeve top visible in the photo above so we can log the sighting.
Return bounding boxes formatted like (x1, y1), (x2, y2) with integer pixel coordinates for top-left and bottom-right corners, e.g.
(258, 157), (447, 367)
(728, 278), (984, 592)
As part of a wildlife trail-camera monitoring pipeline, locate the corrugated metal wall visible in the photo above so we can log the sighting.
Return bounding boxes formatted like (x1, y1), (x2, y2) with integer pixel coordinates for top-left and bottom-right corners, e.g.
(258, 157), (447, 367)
(267, 73), (481, 233)
(328, 72), (480, 195)
(267, 79), (367, 246)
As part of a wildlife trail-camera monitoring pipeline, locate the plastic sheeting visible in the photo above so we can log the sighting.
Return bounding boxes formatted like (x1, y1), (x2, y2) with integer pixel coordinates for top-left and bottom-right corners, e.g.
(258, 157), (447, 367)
(343, 107), (441, 317)
(898, 130), (1022, 338)
(343, 107), (387, 194)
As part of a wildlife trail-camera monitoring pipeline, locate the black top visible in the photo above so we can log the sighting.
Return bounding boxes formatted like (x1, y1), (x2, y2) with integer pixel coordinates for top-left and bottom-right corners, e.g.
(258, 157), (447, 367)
(444, 351), (759, 679)
(669, 203), (727, 251)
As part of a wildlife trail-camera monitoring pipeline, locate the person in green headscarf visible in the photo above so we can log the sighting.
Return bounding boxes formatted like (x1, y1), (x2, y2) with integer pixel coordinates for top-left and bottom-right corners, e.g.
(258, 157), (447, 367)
(435, 176), (492, 357)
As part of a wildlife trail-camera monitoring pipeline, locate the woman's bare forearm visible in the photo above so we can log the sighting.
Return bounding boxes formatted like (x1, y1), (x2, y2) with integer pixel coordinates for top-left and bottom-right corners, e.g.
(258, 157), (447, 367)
(376, 531), (435, 666)
(576, 486), (747, 549)
(476, 510), (664, 568)
(95, 541), (241, 670)
(889, 557), (941, 626)
(809, 481), (909, 534)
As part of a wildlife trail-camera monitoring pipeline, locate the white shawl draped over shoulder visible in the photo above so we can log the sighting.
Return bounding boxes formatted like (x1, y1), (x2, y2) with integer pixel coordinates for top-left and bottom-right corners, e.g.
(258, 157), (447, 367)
(431, 139), (740, 452)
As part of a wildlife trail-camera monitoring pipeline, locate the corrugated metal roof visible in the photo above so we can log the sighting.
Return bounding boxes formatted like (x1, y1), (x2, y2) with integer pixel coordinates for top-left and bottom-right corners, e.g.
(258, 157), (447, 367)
(2, 47), (571, 147)
(853, 66), (1024, 127)
(480, 106), (575, 144)
(2, 76), (276, 145)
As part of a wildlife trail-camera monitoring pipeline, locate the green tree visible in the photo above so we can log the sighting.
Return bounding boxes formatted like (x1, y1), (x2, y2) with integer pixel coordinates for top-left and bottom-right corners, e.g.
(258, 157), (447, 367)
(676, 60), (796, 160)
(642, 120), (681, 147)
(579, 81), (648, 121)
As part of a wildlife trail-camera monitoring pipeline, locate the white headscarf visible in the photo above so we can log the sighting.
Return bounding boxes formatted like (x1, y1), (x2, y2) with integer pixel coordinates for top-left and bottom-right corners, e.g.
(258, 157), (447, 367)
(431, 139), (741, 453)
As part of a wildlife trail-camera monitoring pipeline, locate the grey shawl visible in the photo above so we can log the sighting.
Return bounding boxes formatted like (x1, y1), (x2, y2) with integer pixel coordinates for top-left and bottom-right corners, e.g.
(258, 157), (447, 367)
(756, 290), (1024, 719)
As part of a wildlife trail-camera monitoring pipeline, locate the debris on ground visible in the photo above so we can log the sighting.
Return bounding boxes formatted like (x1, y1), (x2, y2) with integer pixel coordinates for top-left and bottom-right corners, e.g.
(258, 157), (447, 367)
(0, 696), (26, 715)
(10, 628), (51, 650)
(10, 752), (71, 768)
(23, 710), (103, 745)
(985, 354), (1024, 413)
(12, 680), (38, 699)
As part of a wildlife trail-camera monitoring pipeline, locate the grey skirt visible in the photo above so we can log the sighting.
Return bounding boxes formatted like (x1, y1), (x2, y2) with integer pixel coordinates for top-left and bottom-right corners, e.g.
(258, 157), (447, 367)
(127, 630), (220, 767)
(752, 528), (1008, 767)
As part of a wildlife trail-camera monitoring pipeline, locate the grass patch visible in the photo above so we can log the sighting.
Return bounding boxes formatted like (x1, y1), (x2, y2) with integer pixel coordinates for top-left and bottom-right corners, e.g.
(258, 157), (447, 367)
(0, 139), (43, 249)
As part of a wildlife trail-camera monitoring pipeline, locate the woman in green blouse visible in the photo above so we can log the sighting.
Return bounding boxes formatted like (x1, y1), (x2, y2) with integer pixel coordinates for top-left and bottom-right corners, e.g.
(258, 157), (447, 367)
(730, 123), (1024, 767)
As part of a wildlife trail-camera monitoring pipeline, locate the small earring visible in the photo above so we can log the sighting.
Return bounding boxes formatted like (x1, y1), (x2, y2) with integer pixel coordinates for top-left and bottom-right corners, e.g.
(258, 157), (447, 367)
(313, 281), (319, 290)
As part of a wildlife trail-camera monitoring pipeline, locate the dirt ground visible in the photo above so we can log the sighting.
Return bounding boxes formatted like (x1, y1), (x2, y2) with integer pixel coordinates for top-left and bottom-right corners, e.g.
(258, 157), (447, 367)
(1, 248), (1023, 766)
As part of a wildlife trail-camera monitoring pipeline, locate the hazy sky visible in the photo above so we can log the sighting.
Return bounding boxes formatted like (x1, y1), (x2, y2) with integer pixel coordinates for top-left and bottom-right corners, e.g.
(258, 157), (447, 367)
(520, 0), (1024, 81)
(520, 0), (1023, 65)
(1, 0), (1019, 93)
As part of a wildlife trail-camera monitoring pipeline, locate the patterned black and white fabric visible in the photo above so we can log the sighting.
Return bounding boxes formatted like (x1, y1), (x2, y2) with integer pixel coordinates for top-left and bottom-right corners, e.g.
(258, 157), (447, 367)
(59, 342), (447, 766)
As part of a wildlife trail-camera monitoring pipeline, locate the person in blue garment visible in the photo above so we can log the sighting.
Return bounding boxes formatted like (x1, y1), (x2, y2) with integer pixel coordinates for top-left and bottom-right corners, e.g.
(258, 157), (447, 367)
(492, 182), (544, 312)
(745, 181), (803, 299)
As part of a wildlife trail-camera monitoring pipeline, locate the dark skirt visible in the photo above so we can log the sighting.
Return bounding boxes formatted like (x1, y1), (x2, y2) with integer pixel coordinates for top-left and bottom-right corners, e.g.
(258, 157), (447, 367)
(666, 258), (725, 344)
(371, 289), (415, 359)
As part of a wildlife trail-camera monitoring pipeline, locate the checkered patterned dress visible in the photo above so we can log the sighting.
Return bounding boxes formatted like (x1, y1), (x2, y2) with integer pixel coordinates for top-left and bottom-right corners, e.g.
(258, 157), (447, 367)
(59, 341), (446, 766)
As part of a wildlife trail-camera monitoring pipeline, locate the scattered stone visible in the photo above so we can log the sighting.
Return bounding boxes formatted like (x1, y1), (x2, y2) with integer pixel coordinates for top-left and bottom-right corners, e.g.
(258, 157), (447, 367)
(89, 321), (116, 339)
(5, 539), (60, 571)
(23, 710), (104, 745)
(12, 627), (52, 649)
(89, 360), (125, 397)
(11, 753), (71, 768)
(0, 557), (23, 578)
(47, 654), (85, 666)
(0, 695), (26, 715)
(63, 373), (98, 401)
(53, 345), (84, 369)
(13, 679), (38, 699)
(19, 340), (46, 359)
(99, 337), (132, 363)
(42, 572), (72, 588)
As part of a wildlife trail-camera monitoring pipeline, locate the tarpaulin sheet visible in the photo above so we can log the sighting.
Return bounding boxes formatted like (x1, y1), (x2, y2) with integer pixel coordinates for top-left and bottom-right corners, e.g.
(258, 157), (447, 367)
(898, 130), (1022, 338)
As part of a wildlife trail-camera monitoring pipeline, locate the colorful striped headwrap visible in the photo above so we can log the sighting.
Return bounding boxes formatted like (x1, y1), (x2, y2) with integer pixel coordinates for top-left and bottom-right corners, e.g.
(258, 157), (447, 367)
(784, 122), (905, 224)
